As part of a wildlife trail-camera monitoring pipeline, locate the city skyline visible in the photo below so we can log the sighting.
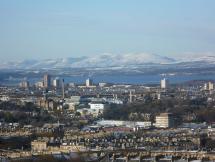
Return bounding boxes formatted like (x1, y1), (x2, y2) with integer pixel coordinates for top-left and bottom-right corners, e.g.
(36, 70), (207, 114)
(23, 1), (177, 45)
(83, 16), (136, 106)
(1, 1), (215, 161)
(1, 0), (215, 61)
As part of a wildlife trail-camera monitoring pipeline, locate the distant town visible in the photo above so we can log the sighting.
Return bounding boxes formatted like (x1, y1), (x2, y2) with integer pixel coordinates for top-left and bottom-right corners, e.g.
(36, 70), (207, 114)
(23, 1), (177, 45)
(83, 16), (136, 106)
(0, 74), (215, 161)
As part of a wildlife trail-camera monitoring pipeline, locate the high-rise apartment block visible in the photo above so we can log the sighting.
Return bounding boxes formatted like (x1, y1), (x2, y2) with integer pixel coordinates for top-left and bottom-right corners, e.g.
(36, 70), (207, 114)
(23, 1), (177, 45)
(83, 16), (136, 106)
(19, 81), (30, 88)
(161, 78), (169, 89)
(86, 78), (93, 87)
(204, 82), (214, 90)
(155, 113), (174, 128)
(53, 78), (60, 88)
(43, 74), (51, 89)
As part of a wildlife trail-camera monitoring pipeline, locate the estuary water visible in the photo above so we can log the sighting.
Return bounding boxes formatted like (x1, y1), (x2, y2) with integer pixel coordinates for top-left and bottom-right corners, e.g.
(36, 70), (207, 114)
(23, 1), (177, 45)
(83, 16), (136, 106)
(2, 73), (215, 86)
(62, 74), (215, 85)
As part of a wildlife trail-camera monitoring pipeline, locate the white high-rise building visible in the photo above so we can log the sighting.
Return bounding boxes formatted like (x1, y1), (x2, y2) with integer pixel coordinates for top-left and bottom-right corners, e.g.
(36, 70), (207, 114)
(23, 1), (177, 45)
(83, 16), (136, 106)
(53, 78), (60, 88)
(86, 78), (93, 87)
(208, 82), (214, 90)
(161, 78), (169, 89)
(204, 82), (214, 90)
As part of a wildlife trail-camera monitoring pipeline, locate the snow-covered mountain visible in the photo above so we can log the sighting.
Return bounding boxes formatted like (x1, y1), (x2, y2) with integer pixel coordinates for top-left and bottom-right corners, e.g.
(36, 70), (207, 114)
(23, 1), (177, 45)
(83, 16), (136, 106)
(0, 53), (176, 69)
(183, 55), (215, 63)
(1, 53), (215, 70)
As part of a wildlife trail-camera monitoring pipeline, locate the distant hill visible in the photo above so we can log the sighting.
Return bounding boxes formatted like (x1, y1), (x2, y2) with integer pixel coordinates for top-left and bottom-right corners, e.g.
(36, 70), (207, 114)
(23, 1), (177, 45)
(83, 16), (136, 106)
(0, 53), (176, 69)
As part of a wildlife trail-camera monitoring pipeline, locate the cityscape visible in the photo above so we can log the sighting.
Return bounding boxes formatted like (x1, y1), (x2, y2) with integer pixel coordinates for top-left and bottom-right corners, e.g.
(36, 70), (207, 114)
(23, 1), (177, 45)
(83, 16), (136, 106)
(1, 0), (215, 162)
(0, 75), (215, 161)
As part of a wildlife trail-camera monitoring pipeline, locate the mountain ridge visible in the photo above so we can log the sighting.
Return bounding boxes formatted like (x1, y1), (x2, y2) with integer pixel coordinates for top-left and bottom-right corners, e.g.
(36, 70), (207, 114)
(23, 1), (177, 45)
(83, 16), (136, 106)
(1, 53), (215, 70)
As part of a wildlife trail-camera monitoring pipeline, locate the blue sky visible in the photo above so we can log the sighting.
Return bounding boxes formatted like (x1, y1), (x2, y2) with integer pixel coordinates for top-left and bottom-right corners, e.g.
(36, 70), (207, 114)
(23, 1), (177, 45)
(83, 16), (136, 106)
(0, 0), (215, 61)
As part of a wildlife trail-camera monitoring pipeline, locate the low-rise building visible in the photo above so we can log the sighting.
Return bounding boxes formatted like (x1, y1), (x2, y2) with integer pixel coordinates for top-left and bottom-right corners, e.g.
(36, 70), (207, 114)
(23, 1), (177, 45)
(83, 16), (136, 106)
(31, 141), (47, 152)
(89, 102), (108, 116)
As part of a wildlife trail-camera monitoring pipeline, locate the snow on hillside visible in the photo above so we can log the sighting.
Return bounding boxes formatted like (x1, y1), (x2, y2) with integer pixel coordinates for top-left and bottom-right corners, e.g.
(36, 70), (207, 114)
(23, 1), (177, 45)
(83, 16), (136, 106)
(0, 53), (175, 69)
(1, 53), (215, 70)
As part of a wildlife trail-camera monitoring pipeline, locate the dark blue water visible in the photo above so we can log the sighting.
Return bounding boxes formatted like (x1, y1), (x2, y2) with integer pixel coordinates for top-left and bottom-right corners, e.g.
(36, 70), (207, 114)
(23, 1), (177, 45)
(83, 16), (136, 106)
(3, 74), (215, 85)
(62, 74), (215, 84)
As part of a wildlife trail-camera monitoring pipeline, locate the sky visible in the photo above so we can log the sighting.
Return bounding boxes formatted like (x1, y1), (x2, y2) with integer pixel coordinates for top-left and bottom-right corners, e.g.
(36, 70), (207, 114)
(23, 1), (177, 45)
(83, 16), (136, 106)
(0, 0), (215, 61)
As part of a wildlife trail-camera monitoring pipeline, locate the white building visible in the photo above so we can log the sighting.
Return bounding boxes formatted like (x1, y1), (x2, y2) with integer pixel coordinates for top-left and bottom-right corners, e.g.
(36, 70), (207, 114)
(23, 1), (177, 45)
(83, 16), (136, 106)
(161, 78), (169, 89)
(209, 82), (214, 90)
(89, 103), (106, 109)
(53, 78), (60, 88)
(96, 120), (152, 128)
(66, 96), (82, 105)
(0, 95), (10, 101)
(99, 82), (107, 87)
(86, 78), (93, 87)
(204, 82), (214, 90)
(89, 103), (108, 116)
(155, 113), (174, 128)
(103, 98), (123, 104)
